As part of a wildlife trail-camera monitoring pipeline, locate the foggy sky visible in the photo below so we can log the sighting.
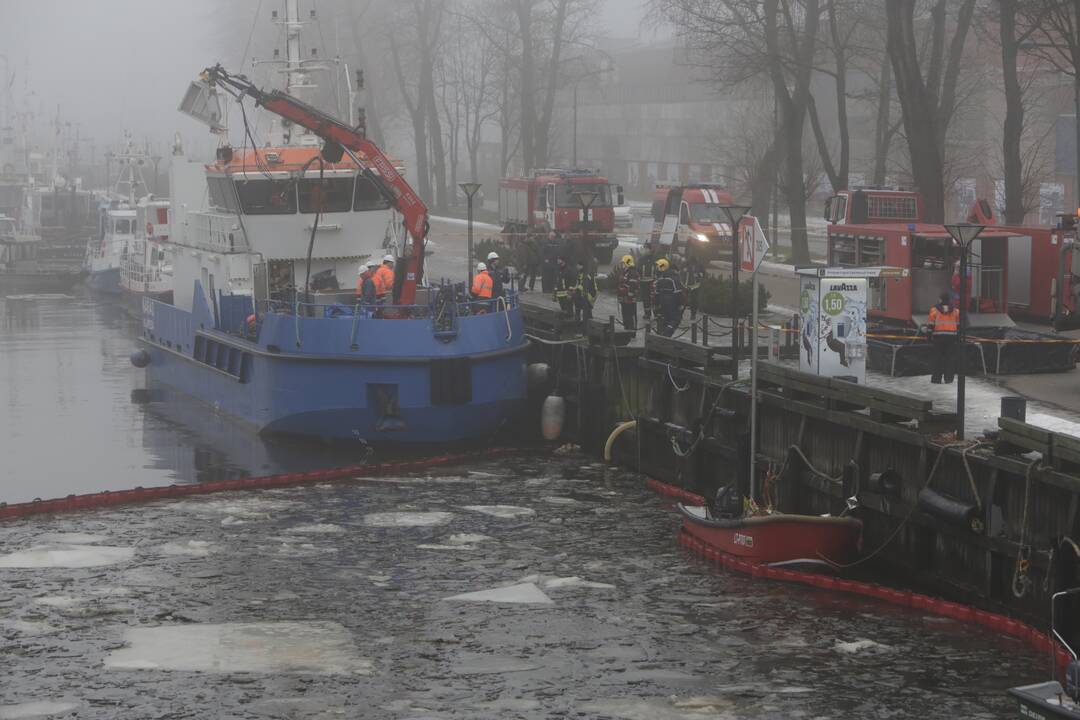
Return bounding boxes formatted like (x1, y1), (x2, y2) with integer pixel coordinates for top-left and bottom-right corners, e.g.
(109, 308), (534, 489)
(0, 0), (649, 166)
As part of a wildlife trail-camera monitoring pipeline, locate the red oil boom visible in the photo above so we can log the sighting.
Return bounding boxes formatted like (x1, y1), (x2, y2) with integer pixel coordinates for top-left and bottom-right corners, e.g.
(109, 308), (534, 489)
(199, 64), (430, 305)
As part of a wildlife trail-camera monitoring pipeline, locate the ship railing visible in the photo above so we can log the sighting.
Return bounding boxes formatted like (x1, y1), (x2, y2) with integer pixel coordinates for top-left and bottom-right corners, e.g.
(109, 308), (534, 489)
(248, 289), (519, 350)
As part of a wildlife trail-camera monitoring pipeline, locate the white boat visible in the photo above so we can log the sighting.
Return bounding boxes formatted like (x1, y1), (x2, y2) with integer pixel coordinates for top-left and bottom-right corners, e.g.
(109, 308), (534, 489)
(120, 196), (172, 304)
(84, 133), (150, 294)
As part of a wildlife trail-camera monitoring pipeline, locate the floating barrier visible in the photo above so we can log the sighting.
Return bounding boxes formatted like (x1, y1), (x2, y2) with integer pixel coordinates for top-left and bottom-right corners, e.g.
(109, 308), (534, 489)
(0, 447), (528, 521)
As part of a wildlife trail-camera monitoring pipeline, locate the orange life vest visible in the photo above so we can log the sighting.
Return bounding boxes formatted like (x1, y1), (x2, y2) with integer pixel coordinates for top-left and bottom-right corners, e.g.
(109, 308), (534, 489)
(471, 270), (493, 299)
(928, 306), (960, 334)
(374, 265), (395, 298)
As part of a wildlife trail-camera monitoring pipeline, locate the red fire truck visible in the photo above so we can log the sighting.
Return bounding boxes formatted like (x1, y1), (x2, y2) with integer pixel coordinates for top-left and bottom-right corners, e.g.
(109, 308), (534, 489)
(648, 183), (735, 261)
(824, 188), (1015, 325)
(969, 199), (1080, 328)
(498, 168), (623, 264)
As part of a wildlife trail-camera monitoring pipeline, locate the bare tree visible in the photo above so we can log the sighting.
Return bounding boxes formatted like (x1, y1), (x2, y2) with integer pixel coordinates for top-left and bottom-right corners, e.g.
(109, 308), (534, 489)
(1023, 1), (1080, 208)
(389, 0), (447, 211)
(649, 0), (822, 264)
(886, 0), (978, 222)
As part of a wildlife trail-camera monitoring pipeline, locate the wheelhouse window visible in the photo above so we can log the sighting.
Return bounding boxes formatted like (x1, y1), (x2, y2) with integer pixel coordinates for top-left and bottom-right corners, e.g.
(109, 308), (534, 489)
(353, 176), (391, 211)
(113, 218), (132, 234)
(236, 179), (297, 215)
(555, 183), (612, 208)
(207, 176), (240, 212)
(299, 177), (354, 213)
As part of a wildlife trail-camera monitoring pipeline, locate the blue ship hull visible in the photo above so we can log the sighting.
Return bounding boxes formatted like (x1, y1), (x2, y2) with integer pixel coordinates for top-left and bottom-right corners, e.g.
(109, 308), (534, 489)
(86, 266), (121, 294)
(137, 284), (530, 444)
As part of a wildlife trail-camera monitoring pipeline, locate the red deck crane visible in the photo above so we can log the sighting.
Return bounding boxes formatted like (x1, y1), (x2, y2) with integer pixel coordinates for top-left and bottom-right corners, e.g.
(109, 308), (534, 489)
(198, 64), (430, 306)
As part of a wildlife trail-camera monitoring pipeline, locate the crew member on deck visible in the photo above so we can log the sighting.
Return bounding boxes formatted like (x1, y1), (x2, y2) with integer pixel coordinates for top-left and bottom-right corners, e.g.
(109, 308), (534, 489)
(927, 292), (960, 384)
(356, 259), (378, 306)
(471, 261), (493, 310)
(374, 254), (396, 304)
(487, 251), (509, 298)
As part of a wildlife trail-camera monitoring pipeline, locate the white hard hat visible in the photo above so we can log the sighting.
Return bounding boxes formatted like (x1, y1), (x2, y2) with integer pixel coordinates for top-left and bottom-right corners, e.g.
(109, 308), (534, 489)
(487, 251), (499, 260)
(358, 264), (366, 275)
(383, 254), (395, 263)
(366, 259), (379, 269)
(476, 262), (487, 271)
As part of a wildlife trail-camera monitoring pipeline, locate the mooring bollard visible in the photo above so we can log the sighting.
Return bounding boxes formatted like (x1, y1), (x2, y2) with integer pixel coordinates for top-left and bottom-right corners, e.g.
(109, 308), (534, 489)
(1001, 396), (1026, 422)
(691, 319), (698, 344)
(702, 314), (709, 346)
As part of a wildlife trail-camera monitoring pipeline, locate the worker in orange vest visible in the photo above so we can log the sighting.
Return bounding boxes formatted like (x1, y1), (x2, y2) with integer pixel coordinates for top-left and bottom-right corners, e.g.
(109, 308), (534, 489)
(927, 292), (960, 384)
(471, 261), (493, 311)
(374, 254), (396, 304)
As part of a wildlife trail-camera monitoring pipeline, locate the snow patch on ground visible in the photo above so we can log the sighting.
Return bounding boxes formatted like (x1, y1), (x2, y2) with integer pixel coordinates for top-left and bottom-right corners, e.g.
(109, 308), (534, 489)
(0, 701), (79, 719)
(542, 496), (579, 505)
(158, 540), (215, 557)
(834, 638), (892, 654)
(363, 511), (453, 527)
(105, 621), (371, 674)
(444, 582), (554, 605)
(460, 505), (535, 518)
(0, 544), (134, 569)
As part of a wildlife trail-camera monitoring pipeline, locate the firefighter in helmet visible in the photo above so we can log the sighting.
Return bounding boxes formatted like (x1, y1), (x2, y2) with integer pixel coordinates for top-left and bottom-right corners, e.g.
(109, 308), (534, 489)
(653, 257), (683, 337)
(617, 254), (639, 331)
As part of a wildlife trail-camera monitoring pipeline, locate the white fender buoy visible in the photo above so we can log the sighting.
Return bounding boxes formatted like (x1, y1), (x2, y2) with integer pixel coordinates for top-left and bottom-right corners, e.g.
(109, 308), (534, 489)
(541, 395), (565, 440)
(527, 363), (550, 391)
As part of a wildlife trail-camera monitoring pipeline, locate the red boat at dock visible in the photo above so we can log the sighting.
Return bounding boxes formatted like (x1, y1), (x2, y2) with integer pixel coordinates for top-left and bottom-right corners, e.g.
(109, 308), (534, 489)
(677, 504), (863, 566)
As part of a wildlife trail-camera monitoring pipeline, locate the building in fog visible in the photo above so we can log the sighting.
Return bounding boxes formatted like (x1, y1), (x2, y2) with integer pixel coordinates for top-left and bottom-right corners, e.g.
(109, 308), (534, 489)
(552, 39), (735, 199)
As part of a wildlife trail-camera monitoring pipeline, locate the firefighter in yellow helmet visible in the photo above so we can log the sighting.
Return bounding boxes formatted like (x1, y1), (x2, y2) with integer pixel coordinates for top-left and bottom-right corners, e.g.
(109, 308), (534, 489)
(653, 256), (683, 336)
(616, 254), (639, 331)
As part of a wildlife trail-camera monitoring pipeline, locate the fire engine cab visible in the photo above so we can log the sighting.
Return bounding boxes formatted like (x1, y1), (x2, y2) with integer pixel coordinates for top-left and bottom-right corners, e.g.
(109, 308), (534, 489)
(824, 188), (1014, 325)
(649, 183), (734, 261)
(498, 168), (622, 264)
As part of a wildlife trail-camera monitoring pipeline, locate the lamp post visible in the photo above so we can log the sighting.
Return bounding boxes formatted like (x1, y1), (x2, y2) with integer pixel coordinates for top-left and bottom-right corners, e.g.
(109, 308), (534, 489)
(943, 222), (985, 440)
(719, 205), (752, 379)
(459, 182), (482, 289)
(574, 190), (598, 267)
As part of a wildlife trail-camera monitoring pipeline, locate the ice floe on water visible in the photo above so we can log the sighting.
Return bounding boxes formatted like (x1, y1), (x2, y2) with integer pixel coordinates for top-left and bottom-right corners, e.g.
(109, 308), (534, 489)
(363, 511), (453, 527)
(833, 638), (892, 654)
(451, 653), (542, 675)
(542, 495), (579, 505)
(0, 701), (79, 719)
(157, 540), (215, 557)
(578, 696), (738, 719)
(0, 620), (59, 637)
(0, 544), (134, 569)
(418, 532), (494, 551)
(34, 595), (82, 608)
(105, 621), (371, 674)
(35, 532), (108, 545)
(518, 574), (615, 590)
(444, 582), (554, 605)
(460, 504), (535, 518)
(285, 523), (345, 534)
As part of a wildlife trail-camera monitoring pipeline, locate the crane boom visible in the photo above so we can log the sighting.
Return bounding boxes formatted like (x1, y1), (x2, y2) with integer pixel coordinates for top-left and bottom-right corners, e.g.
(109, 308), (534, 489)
(200, 64), (430, 305)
